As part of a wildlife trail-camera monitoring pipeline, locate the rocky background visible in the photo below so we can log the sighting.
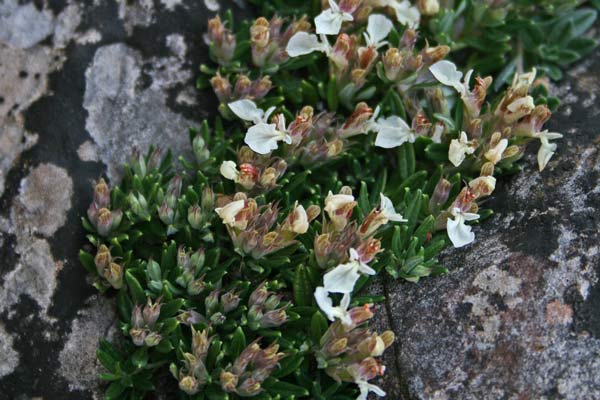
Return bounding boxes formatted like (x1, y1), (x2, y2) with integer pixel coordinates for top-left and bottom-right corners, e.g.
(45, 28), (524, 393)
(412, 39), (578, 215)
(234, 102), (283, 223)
(0, 1), (598, 399)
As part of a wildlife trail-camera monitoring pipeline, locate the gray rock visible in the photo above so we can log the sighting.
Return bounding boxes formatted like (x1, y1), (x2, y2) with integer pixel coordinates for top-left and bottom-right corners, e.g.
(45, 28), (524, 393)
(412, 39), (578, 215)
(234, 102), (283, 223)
(0, 0), (54, 49)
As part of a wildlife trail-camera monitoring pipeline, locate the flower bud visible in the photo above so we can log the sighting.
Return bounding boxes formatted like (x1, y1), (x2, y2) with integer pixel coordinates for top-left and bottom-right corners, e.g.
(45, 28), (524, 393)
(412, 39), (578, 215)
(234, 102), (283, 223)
(469, 176), (496, 198)
(93, 178), (110, 208)
(233, 342), (261, 375)
(201, 186), (215, 211)
(129, 327), (147, 346)
(348, 304), (374, 326)
(381, 330), (395, 348)
(340, 102), (374, 138)
(355, 238), (381, 264)
(210, 72), (232, 103)
(187, 279), (206, 296)
(193, 135), (210, 164)
(401, 28), (417, 50)
(421, 44), (449, 64)
(179, 375), (199, 395)
(234, 74), (252, 98)
(325, 337), (348, 357)
(144, 331), (162, 347)
(220, 371), (239, 393)
(259, 167), (278, 188)
(94, 244), (111, 275)
(143, 298), (162, 328)
(383, 48), (403, 81)
(221, 290), (241, 313)
(96, 208), (113, 236)
(306, 205), (322, 221)
(355, 357), (385, 381)
(210, 312), (226, 325)
(187, 204), (203, 229)
(192, 327), (211, 360)
(480, 162), (495, 177)
(260, 308), (288, 328)
(250, 17), (270, 48)
(105, 262), (124, 289)
(249, 281), (269, 306)
(250, 76), (272, 100)
(503, 145), (521, 160)
(238, 163), (259, 190)
(205, 289), (220, 315)
(236, 378), (262, 397)
(429, 178), (451, 213)
(419, 0), (439, 15)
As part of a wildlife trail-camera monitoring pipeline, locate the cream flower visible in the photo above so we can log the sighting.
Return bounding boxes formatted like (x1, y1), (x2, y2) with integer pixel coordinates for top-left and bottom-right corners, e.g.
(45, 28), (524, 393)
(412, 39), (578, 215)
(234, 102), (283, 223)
(290, 202), (309, 234)
(215, 200), (246, 229)
(204, 0), (219, 11)
(323, 248), (376, 294)
(379, 193), (407, 223)
(314, 286), (352, 325)
(447, 207), (480, 248)
(220, 161), (240, 181)
(484, 139), (508, 165)
(363, 14), (393, 49)
(357, 381), (386, 400)
(429, 60), (473, 98)
(315, 0), (354, 35)
(374, 115), (415, 148)
(286, 32), (331, 57)
(228, 99), (291, 154)
(448, 131), (476, 167)
(535, 130), (563, 171)
(372, 0), (420, 28)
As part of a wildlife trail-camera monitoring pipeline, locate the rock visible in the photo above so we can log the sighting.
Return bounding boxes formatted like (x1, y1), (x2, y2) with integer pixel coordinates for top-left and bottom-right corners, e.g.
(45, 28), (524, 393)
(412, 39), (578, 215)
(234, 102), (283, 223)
(381, 51), (600, 399)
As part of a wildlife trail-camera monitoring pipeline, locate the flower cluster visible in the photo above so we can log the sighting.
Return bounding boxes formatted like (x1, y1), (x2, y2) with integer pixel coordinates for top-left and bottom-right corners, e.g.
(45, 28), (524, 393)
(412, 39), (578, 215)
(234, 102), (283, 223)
(87, 178), (122, 237)
(215, 192), (320, 259)
(129, 297), (163, 347)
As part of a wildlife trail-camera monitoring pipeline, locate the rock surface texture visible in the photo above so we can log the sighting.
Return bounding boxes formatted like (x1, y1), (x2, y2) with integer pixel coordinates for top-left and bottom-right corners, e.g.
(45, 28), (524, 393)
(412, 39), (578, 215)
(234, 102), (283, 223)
(0, 1), (598, 399)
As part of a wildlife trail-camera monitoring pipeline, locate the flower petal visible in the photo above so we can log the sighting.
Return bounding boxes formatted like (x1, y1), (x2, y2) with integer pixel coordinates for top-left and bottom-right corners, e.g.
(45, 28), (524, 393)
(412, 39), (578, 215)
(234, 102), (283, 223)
(537, 138), (557, 172)
(229, 99), (264, 124)
(287, 32), (328, 57)
(379, 193), (407, 222)
(447, 214), (475, 248)
(215, 200), (246, 227)
(448, 138), (467, 167)
(219, 161), (239, 181)
(430, 60), (465, 95)
(203, 0), (219, 11)
(365, 14), (393, 47)
(391, 0), (420, 28)
(315, 9), (347, 35)
(374, 116), (412, 148)
(323, 262), (360, 294)
(245, 123), (282, 154)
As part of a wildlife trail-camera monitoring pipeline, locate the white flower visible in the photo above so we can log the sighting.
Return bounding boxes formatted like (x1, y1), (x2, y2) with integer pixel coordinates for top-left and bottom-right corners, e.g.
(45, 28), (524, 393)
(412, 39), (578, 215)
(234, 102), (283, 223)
(448, 131), (476, 167)
(229, 99), (274, 124)
(374, 116), (415, 148)
(314, 287), (352, 325)
(220, 161), (240, 181)
(429, 60), (473, 98)
(535, 130), (563, 171)
(446, 207), (480, 248)
(484, 138), (508, 165)
(372, 0), (420, 28)
(215, 199), (246, 228)
(204, 0), (219, 11)
(357, 381), (386, 400)
(315, 0), (354, 35)
(363, 14), (393, 49)
(286, 32), (331, 57)
(245, 119), (292, 155)
(228, 100), (291, 154)
(324, 192), (355, 217)
(323, 248), (376, 294)
(290, 203), (309, 234)
(379, 193), (407, 222)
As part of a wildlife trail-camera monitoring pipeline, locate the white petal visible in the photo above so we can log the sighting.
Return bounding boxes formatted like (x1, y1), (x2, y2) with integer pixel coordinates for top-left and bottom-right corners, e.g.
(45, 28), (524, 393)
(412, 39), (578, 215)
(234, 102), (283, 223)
(349, 247), (360, 261)
(537, 139), (557, 172)
(215, 200), (245, 226)
(430, 60), (465, 96)
(374, 116), (412, 148)
(315, 8), (352, 35)
(391, 1), (420, 28)
(314, 287), (336, 321)
(245, 123), (284, 154)
(204, 0), (219, 11)
(292, 205), (309, 234)
(379, 193), (406, 222)
(229, 99), (264, 124)
(462, 212), (480, 222)
(540, 130), (563, 141)
(366, 14), (393, 47)
(286, 32), (328, 57)
(448, 139), (467, 167)
(323, 262), (360, 294)
(219, 161), (239, 181)
(447, 214), (475, 248)
(357, 262), (376, 275)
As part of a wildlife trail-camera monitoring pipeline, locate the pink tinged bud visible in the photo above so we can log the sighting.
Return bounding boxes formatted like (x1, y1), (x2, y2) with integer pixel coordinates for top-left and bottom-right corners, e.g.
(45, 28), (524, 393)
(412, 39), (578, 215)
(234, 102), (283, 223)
(355, 239), (382, 264)
(357, 46), (378, 70)
(383, 48), (403, 81)
(187, 204), (203, 229)
(210, 312), (226, 325)
(179, 375), (200, 395)
(96, 208), (113, 236)
(144, 331), (162, 347)
(210, 73), (232, 103)
(340, 102), (374, 138)
(87, 202), (99, 225)
(192, 327), (212, 360)
(264, 294), (282, 311)
(143, 298), (162, 328)
(349, 304), (374, 326)
(339, 0), (362, 14)
(249, 76), (273, 100)
(236, 378), (263, 396)
(187, 279), (206, 296)
(401, 29), (417, 50)
(330, 33), (354, 70)
(94, 244), (111, 275)
(238, 163), (259, 190)
(260, 308), (288, 328)
(220, 371), (239, 393)
(325, 337), (348, 357)
(251, 17), (270, 48)
(205, 289), (220, 315)
(158, 201), (175, 225)
(356, 357), (386, 381)
(324, 191), (357, 231)
(249, 282), (269, 306)
(131, 305), (145, 328)
(429, 178), (452, 212)
(234, 74), (252, 98)
(259, 167), (278, 188)
(129, 327), (147, 346)
(233, 342), (261, 375)
(93, 178), (110, 208)
(221, 291), (241, 313)
(106, 262), (124, 289)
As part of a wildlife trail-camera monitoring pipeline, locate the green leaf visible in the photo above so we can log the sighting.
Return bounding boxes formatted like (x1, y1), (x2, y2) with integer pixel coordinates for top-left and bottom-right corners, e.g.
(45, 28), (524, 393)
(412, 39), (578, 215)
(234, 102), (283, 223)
(231, 327), (246, 358)
(125, 271), (146, 305)
(310, 311), (328, 344)
(293, 265), (313, 307)
(79, 250), (96, 274)
(105, 382), (125, 400)
(264, 378), (310, 397)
